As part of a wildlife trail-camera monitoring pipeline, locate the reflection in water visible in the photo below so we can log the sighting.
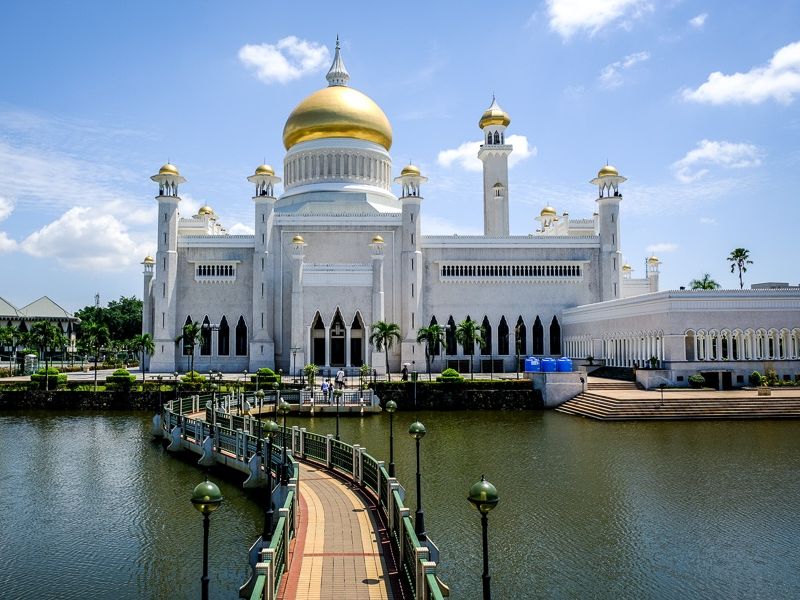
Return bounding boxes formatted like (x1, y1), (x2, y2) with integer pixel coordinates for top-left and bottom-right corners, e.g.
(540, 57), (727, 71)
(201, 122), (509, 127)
(1, 410), (799, 599)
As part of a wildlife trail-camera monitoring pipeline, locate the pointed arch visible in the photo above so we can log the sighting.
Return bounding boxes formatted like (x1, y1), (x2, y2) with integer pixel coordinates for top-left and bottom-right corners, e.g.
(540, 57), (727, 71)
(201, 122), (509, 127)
(218, 316), (229, 356)
(498, 316), (509, 355)
(550, 316), (561, 355)
(350, 311), (364, 367)
(311, 312), (326, 365)
(493, 131), (500, 144)
(235, 316), (248, 356)
(330, 308), (346, 366)
(532, 316), (544, 355)
(481, 316), (492, 356)
(429, 316), (441, 355)
(200, 316), (211, 355)
(515, 316), (527, 357)
(446, 316), (457, 356)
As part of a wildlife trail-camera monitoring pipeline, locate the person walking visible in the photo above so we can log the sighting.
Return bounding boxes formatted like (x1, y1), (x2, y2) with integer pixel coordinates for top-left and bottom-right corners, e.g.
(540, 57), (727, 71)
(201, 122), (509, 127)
(321, 378), (329, 404)
(335, 368), (345, 390)
(401, 364), (409, 381)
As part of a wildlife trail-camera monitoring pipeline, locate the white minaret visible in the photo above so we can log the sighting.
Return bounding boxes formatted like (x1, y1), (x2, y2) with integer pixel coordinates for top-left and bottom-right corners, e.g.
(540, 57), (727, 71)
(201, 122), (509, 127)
(590, 164), (626, 301)
(290, 235), (307, 371)
(149, 163), (185, 372)
(394, 164), (427, 364)
(646, 255), (661, 292)
(478, 97), (512, 236)
(247, 164), (281, 369)
(141, 255), (155, 371)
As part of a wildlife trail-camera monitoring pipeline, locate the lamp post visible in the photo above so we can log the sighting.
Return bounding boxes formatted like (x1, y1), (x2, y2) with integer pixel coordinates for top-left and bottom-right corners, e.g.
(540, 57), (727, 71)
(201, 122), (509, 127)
(291, 346), (300, 383)
(242, 369), (248, 405)
(255, 390), (265, 436)
(191, 477), (224, 600)
(272, 381), (280, 419)
(468, 475), (499, 600)
(385, 400), (397, 477)
(278, 399), (291, 484)
(262, 419), (280, 541)
(174, 371), (180, 403)
(408, 420), (427, 541)
(412, 361), (417, 408)
(334, 389), (341, 441)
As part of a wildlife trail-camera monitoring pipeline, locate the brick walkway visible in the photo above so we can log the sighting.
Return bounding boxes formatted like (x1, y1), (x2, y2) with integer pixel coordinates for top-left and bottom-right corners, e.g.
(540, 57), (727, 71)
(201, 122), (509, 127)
(280, 462), (395, 600)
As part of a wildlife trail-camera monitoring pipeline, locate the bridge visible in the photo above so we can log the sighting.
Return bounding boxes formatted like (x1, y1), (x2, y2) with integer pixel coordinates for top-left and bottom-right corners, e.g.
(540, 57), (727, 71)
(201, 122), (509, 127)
(153, 393), (448, 600)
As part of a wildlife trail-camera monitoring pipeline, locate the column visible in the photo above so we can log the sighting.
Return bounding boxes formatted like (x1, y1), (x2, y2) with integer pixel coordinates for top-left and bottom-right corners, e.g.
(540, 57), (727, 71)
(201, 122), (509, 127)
(324, 325), (331, 368)
(345, 326), (352, 367)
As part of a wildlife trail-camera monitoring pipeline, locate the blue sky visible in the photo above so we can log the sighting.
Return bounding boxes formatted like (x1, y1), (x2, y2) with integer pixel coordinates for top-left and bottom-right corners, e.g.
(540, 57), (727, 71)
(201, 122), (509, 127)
(1, 0), (799, 312)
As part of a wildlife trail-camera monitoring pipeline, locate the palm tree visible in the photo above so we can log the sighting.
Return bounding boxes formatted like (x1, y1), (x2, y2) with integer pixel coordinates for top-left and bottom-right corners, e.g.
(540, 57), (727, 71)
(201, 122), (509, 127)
(689, 274), (721, 290)
(728, 248), (753, 289)
(369, 321), (401, 381)
(175, 321), (201, 374)
(0, 325), (21, 375)
(132, 333), (155, 383)
(455, 318), (486, 380)
(82, 321), (109, 391)
(416, 324), (445, 381)
(28, 321), (67, 390)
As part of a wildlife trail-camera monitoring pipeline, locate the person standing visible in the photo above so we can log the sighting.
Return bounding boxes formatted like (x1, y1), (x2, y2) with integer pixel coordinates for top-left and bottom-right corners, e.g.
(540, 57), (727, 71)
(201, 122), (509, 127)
(321, 378), (329, 404)
(336, 368), (345, 390)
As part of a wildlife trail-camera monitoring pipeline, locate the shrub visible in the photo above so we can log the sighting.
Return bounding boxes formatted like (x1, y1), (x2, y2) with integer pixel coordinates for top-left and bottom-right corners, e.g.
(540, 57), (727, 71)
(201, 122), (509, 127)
(436, 368), (464, 383)
(180, 371), (206, 390)
(688, 373), (705, 388)
(30, 367), (67, 390)
(304, 364), (319, 389)
(106, 368), (136, 391)
(748, 371), (763, 387)
(252, 367), (281, 386)
(764, 368), (779, 387)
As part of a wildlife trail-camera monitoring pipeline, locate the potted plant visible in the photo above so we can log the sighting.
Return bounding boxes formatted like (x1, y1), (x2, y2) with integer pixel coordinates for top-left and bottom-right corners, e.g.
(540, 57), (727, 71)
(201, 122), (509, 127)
(585, 355), (594, 366)
(648, 356), (659, 369)
(688, 373), (705, 389)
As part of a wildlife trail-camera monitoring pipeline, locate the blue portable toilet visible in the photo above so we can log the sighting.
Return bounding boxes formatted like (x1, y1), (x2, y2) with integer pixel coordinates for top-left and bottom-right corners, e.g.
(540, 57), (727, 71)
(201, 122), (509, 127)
(557, 357), (573, 372)
(540, 357), (557, 372)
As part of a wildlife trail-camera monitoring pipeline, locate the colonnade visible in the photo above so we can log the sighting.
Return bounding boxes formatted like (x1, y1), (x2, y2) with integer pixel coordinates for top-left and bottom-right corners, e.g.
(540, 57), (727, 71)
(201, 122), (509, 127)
(571, 331), (664, 367)
(687, 328), (800, 361)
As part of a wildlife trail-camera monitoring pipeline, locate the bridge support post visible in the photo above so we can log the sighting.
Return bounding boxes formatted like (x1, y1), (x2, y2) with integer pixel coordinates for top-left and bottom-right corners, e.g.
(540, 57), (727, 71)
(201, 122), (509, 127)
(299, 428), (306, 458)
(326, 434), (333, 468)
(167, 425), (183, 452)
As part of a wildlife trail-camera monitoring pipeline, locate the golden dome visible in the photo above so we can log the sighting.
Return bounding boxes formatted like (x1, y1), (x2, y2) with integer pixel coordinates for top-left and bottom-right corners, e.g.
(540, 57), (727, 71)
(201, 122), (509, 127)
(401, 164), (421, 177)
(371, 234), (385, 244)
(622, 263), (632, 271)
(255, 164), (274, 176)
(198, 206), (213, 216)
(479, 98), (511, 129)
(598, 165), (619, 178)
(283, 85), (392, 150)
(540, 206), (557, 217)
(159, 163), (180, 176)
(292, 234), (305, 245)
(647, 255), (660, 264)
(143, 255), (155, 265)
(493, 181), (504, 188)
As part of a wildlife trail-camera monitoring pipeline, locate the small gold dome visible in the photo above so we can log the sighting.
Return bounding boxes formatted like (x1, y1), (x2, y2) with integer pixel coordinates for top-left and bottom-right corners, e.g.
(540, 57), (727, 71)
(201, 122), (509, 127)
(159, 163), (180, 176)
(622, 263), (632, 271)
(493, 181), (504, 188)
(255, 164), (274, 176)
(292, 234), (305, 245)
(401, 164), (421, 177)
(283, 85), (392, 150)
(647, 255), (660, 264)
(143, 255), (155, 264)
(198, 206), (213, 216)
(540, 206), (557, 217)
(598, 165), (619, 178)
(371, 234), (384, 244)
(479, 98), (511, 129)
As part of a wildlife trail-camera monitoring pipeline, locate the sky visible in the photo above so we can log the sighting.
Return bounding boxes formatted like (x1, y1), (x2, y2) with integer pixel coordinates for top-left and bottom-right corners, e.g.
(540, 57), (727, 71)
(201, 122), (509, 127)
(1, 0), (799, 312)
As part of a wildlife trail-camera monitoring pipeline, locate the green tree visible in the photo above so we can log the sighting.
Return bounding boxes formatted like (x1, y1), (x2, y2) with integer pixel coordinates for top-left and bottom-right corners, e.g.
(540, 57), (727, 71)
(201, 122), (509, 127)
(82, 321), (109, 391)
(175, 321), (201, 374)
(0, 325), (22, 375)
(369, 321), (402, 381)
(689, 273), (721, 290)
(416, 323), (445, 381)
(28, 321), (67, 390)
(75, 295), (143, 342)
(131, 333), (155, 383)
(455, 318), (486, 380)
(727, 248), (753, 289)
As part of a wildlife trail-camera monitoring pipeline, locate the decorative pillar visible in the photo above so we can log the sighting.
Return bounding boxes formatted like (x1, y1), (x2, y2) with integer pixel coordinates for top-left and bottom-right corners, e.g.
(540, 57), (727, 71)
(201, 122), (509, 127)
(370, 237), (386, 373)
(291, 235), (307, 371)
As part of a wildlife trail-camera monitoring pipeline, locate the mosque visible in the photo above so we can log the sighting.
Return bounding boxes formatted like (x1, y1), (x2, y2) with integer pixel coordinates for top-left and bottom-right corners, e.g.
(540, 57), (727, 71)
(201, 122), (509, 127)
(142, 43), (800, 389)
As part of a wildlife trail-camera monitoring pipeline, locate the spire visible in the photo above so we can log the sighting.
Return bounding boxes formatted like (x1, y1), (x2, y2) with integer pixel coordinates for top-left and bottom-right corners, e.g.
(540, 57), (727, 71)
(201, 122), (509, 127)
(326, 36), (350, 87)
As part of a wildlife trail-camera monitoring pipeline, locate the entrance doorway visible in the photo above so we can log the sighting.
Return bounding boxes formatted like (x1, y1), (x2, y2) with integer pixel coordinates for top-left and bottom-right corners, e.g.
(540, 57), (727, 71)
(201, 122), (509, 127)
(330, 312), (346, 367)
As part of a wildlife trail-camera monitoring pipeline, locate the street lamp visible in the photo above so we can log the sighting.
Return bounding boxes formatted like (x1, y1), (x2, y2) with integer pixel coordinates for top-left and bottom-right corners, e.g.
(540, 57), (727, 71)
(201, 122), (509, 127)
(291, 346), (300, 382)
(385, 400), (397, 477)
(334, 389), (342, 441)
(255, 390), (265, 435)
(191, 477), (224, 600)
(174, 371), (180, 403)
(278, 399), (291, 484)
(272, 381), (280, 419)
(468, 475), (499, 600)
(408, 420), (427, 541)
(262, 419), (280, 542)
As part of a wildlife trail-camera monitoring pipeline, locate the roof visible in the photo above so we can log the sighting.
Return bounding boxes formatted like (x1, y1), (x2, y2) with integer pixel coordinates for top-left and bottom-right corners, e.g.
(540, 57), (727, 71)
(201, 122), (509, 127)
(18, 296), (76, 320)
(0, 297), (19, 318)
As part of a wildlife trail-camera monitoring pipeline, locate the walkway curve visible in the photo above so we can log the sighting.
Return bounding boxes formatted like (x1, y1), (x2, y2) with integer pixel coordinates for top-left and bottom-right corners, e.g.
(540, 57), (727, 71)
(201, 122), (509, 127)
(280, 461), (398, 600)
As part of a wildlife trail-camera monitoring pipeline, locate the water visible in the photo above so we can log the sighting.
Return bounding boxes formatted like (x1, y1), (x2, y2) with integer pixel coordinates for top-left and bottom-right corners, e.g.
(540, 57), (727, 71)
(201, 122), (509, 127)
(1, 410), (799, 599)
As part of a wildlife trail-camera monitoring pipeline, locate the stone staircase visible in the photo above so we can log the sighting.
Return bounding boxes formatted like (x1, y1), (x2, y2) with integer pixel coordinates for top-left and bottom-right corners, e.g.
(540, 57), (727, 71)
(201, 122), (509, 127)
(556, 389), (800, 420)
(588, 379), (639, 391)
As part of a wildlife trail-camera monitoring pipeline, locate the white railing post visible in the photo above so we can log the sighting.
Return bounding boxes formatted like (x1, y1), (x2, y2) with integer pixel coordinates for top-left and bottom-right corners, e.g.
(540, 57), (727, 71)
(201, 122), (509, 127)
(260, 548), (275, 600)
(388, 480), (400, 531)
(352, 444), (360, 482)
(357, 447), (365, 486)
(415, 546), (430, 600)
(299, 427), (306, 458)
(288, 481), (298, 531)
(292, 425), (299, 454)
(279, 507), (290, 569)
(326, 434), (333, 468)
(398, 507), (410, 566)
(422, 561), (437, 599)
(376, 460), (384, 496)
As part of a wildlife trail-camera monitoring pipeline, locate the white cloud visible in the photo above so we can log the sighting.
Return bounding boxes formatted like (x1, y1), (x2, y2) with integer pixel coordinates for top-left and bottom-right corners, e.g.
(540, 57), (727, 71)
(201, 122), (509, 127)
(228, 222), (255, 235)
(683, 40), (800, 105)
(0, 195), (13, 222)
(0, 231), (16, 253)
(672, 140), (762, 183)
(238, 37), (330, 85)
(599, 51), (650, 88)
(421, 214), (483, 236)
(646, 242), (678, 253)
(546, 0), (652, 39)
(20, 207), (146, 270)
(437, 135), (536, 172)
(689, 13), (708, 29)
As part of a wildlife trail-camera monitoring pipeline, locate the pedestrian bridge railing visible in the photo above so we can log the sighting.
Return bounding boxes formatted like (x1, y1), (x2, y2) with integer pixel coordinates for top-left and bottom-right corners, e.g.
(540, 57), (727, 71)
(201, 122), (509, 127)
(157, 393), (447, 600)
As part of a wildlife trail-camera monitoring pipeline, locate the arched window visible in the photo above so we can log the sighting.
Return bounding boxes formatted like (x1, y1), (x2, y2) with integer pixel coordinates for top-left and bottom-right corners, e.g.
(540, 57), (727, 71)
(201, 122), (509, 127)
(550, 316), (561, 355)
(446, 316), (457, 355)
(235, 316), (248, 356)
(311, 313), (326, 365)
(493, 131), (500, 144)
(532, 316), (544, 355)
(218, 316), (229, 356)
(498, 316), (509, 355)
(515, 316), (527, 357)
(684, 330), (695, 361)
(481, 316), (492, 356)
(182, 316), (193, 356)
(429, 316), (441, 355)
(200, 316), (211, 356)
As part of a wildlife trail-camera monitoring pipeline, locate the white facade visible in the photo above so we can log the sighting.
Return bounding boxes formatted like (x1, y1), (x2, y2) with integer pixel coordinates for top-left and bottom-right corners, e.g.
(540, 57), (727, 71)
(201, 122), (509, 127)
(142, 46), (800, 384)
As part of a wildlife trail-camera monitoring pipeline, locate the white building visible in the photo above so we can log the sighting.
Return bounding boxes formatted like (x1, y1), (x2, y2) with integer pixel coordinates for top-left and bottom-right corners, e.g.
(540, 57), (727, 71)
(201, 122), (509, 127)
(142, 44), (800, 387)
